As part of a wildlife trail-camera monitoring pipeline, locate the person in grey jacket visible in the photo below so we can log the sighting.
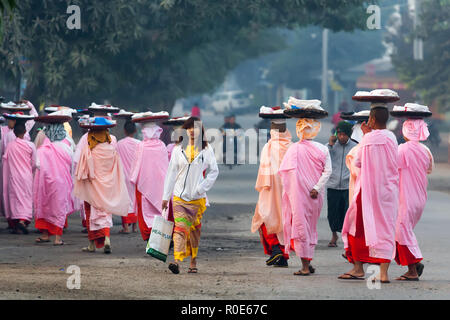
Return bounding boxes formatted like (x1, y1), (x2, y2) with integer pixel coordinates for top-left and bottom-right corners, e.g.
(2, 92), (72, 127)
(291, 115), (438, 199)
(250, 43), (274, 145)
(326, 121), (357, 247)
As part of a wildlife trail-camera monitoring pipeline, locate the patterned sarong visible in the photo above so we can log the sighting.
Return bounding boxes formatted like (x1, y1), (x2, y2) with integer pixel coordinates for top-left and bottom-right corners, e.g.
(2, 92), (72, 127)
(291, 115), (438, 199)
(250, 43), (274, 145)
(173, 196), (206, 261)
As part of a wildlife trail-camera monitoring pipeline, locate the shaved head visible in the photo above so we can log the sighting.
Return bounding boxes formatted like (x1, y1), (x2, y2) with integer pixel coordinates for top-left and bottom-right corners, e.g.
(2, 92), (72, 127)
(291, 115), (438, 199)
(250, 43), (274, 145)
(369, 107), (389, 128)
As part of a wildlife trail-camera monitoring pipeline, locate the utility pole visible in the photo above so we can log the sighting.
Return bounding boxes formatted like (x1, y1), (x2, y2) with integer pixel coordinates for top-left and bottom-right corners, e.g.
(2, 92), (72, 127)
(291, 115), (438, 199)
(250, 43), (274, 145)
(321, 28), (329, 107)
(412, 0), (424, 60)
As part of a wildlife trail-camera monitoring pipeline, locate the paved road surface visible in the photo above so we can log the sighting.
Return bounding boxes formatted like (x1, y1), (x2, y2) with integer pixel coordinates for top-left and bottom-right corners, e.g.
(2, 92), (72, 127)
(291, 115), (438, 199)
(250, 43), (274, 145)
(0, 113), (448, 299)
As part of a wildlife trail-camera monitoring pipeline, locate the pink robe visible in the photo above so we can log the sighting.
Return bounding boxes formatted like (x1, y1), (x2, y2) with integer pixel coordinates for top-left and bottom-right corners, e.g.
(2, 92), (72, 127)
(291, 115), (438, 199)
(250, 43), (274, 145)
(0, 128), (32, 217)
(33, 137), (75, 229)
(73, 141), (129, 231)
(395, 141), (433, 259)
(251, 130), (292, 242)
(130, 126), (169, 230)
(278, 140), (327, 259)
(116, 136), (140, 214)
(345, 144), (361, 203)
(73, 132), (117, 221)
(342, 129), (399, 260)
(167, 143), (176, 160)
(2, 138), (37, 221)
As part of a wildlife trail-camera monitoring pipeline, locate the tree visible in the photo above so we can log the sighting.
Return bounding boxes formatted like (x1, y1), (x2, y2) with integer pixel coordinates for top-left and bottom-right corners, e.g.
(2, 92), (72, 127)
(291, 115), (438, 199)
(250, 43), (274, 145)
(0, 0), (16, 41)
(1, 0), (371, 112)
(387, 0), (450, 113)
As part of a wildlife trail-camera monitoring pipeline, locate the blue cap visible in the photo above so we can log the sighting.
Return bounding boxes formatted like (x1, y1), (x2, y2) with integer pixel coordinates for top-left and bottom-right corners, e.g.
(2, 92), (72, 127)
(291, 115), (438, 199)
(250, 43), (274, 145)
(93, 117), (113, 125)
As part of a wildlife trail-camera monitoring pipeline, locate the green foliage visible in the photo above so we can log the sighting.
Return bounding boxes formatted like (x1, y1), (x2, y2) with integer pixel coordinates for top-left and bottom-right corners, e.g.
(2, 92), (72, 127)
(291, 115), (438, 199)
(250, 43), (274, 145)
(1, 0), (370, 111)
(388, 0), (450, 112)
(0, 0), (16, 41)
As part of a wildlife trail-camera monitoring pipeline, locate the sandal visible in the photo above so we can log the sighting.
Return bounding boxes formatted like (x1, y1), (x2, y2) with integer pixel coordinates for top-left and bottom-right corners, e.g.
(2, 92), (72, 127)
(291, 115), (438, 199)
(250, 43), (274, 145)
(53, 240), (64, 246)
(371, 278), (390, 284)
(328, 242), (338, 247)
(82, 247), (95, 253)
(35, 237), (50, 243)
(188, 267), (198, 274)
(293, 270), (310, 276)
(396, 275), (419, 281)
(338, 273), (365, 280)
(118, 230), (130, 234)
(16, 222), (29, 235)
(169, 263), (180, 274)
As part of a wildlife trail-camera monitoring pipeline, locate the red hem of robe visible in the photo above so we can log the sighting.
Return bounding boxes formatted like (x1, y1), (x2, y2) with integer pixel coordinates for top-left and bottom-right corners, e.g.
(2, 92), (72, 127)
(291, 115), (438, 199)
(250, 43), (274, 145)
(259, 224), (291, 259)
(35, 218), (63, 236)
(345, 192), (391, 264)
(122, 213), (137, 226)
(84, 202), (110, 248)
(395, 242), (423, 266)
(136, 189), (151, 241)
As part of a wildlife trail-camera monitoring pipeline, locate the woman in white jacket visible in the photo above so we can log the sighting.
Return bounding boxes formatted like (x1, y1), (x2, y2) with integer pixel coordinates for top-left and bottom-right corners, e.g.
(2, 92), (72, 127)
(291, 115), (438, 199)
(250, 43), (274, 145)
(162, 117), (219, 274)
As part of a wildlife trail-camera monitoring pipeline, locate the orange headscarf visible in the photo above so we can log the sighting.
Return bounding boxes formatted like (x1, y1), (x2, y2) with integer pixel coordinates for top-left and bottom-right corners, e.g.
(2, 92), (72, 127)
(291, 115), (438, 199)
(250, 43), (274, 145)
(295, 118), (321, 141)
(88, 130), (111, 150)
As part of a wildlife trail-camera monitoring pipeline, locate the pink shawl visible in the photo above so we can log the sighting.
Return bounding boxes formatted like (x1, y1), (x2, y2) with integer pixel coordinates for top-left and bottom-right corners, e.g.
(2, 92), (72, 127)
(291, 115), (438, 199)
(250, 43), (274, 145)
(33, 137), (74, 228)
(116, 136), (140, 214)
(130, 125), (168, 229)
(2, 138), (36, 221)
(395, 141), (433, 258)
(74, 142), (130, 219)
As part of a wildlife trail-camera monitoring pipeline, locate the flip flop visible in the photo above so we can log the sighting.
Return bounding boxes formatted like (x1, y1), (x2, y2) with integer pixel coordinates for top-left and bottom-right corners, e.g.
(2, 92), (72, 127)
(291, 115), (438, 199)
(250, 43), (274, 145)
(35, 237), (50, 243)
(188, 268), (198, 274)
(16, 223), (29, 235)
(371, 278), (391, 284)
(338, 273), (365, 280)
(416, 263), (424, 277)
(169, 263), (180, 274)
(328, 242), (338, 247)
(396, 275), (419, 281)
(293, 270), (310, 276)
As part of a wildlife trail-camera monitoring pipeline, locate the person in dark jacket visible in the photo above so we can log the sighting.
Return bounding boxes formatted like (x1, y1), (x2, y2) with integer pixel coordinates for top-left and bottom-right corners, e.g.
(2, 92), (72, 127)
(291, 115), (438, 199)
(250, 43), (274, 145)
(326, 121), (357, 247)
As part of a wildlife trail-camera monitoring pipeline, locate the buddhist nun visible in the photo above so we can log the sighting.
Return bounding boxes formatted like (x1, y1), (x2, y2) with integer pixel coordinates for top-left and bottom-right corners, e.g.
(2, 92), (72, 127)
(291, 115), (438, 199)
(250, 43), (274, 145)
(278, 98), (332, 276)
(114, 110), (140, 234)
(340, 89), (400, 283)
(2, 114), (37, 234)
(129, 111), (170, 242)
(74, 116), (130, 254)
(391, 103), (434, 281)
(33, 110), (75, 245)
(251, 106), (292, 267)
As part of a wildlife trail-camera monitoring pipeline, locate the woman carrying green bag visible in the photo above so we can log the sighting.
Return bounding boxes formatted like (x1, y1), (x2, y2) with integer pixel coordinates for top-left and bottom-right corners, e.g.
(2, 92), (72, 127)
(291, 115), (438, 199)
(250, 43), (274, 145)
(162, 117), (219, 274)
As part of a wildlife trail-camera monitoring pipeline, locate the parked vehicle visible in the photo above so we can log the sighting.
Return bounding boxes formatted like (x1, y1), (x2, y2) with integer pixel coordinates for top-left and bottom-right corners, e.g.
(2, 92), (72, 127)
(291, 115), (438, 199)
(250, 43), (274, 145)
(211, 90), (253, 114)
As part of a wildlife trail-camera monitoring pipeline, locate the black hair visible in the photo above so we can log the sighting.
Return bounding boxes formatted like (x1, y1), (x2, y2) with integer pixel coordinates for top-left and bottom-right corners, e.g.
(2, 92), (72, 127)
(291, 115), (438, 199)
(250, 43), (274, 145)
(13, 122), (26, 137)
(124, 120), (136, 135)
(178, 116), (208, 150)
(370, 107), (389, 126)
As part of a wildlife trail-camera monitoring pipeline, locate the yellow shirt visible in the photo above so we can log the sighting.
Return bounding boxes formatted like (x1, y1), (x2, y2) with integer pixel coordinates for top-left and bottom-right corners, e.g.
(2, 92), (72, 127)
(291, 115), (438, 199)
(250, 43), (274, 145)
(185, 145), (199, 163)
